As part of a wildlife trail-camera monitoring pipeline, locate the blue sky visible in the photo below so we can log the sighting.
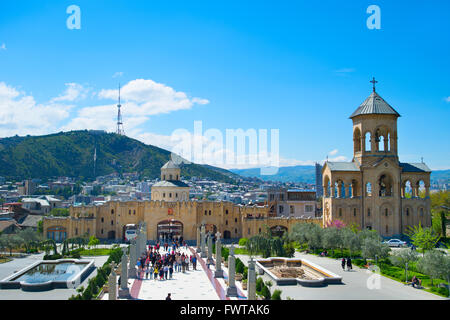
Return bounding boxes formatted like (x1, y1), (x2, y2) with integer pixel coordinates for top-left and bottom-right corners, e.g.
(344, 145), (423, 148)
(0, 0), (449, 170)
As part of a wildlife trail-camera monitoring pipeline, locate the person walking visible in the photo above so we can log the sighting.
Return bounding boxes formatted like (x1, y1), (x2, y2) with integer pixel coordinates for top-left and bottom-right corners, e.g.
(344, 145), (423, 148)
(346, 257), (352, 271)
(154, 265), (159, 281)
(192, 256), (197, 270)
(164, 265), (169, 280)
(166, 293), (172, 301)
(341, 258), (346, 271)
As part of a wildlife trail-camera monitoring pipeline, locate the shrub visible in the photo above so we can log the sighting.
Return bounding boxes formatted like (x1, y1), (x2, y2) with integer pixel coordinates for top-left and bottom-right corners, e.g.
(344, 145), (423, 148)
(256, 277), (264, 293)
(239, 238), (248, 247)
(271, 289), (282, 300)
(243, 266), (248, 280)
(43, 253), (63, 260)
(261, 285), (271, 300)
(282, 242), (295, 258)
(235, 258), (245, 274)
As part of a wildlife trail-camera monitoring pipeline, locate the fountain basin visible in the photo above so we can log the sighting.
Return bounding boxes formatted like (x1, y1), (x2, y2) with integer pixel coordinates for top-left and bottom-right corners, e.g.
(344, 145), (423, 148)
(0, 259), (95, 291)
(256, 257), (342, 287)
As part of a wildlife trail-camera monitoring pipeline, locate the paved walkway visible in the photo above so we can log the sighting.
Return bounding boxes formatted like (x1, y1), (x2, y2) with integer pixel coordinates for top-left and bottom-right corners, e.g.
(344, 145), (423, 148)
(235, 252), (446, 300)
(132, 247), (220, 300)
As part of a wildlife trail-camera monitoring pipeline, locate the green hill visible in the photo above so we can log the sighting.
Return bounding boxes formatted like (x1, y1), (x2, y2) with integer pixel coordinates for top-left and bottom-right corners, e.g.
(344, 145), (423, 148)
(0, 130), (238, 182)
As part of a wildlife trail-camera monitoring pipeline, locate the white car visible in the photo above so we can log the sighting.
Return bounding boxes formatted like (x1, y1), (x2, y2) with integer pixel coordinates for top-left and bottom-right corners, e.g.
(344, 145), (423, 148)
(383, 239), (407, 247)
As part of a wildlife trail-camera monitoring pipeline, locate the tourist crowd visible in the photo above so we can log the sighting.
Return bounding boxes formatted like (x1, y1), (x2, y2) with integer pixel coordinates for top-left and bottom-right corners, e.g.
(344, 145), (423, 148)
(134, 240), (198, 280)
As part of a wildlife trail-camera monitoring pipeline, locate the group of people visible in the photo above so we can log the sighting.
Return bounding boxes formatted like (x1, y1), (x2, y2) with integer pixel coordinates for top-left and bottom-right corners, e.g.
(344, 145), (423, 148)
(341, 257), (353, 271)
(135, 241), (198, 281)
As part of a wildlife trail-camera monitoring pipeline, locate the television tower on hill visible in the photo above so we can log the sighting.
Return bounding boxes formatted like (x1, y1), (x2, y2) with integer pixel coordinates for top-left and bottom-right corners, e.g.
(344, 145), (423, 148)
(116, 84), (125, 135)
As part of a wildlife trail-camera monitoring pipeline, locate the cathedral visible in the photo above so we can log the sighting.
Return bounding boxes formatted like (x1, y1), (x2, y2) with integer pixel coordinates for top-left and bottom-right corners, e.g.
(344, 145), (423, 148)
(322, 80), (431, 237)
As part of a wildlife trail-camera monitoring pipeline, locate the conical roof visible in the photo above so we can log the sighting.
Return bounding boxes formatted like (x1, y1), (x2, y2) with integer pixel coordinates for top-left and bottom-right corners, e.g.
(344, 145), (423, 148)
(161, 160), (180, 169)
(350, 91), (400, 119)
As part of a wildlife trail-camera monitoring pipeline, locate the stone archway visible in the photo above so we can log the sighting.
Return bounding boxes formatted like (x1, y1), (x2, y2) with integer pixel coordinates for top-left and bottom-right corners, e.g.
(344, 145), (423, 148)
(270, 225), (288, 237)
(107, 230), (115, 240)
(223, 230), (231, 239)
(157, 219), (183, 242)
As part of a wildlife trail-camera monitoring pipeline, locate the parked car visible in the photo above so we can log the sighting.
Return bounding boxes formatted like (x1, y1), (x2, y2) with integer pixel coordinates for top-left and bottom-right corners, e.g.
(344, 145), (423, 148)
(383, 239), (407, 247)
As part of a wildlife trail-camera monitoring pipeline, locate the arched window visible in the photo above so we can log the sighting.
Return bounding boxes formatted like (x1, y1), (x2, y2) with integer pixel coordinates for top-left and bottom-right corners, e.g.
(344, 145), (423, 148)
(354, 128), (361, 153)
(339, 208), (342, 217)
(365, 132), (371, 152)
(379, 174), (393, 197)
(385, 208), (388, 217)
(406, 208), (409, 216)
(111, 209), (114, 214)
(366, 182), (372, 197)
(417, 180), (426, 198)
(353, 208), (357, 217)
(367, 208), (371, 216)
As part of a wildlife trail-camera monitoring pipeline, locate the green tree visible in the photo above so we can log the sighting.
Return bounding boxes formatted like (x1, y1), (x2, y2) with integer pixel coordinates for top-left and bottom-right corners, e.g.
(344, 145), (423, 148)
(416, 249), (446, 287)
(342, 228), (361, 258)
(406, 223), (440, 255)
(48, 208), (70, 217)
(361, 238), (390, 261)
(88, 235), (100, 249)
(321, 227), (342, 255)
(17, 228), (40, 253)
(389, 248), (419, 282)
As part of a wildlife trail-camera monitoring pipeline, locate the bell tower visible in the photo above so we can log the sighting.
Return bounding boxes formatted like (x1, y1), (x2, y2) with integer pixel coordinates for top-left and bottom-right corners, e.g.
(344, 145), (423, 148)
(350, 78), (401, 166)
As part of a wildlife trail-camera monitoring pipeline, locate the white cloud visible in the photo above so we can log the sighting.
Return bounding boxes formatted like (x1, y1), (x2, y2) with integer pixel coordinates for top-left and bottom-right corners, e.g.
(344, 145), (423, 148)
(50, 83), (89, 103)
(328, 149), (338, 156)
(0, 43), (6, 51)
(444, 96), (450, 103)
(113, 72), (124, 78)
(97, 79), (209, 116)
(0, 82), (71, 137)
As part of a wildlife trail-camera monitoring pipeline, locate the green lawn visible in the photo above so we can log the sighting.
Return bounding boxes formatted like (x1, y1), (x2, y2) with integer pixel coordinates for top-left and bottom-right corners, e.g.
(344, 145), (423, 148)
(78, 248), (112, 256)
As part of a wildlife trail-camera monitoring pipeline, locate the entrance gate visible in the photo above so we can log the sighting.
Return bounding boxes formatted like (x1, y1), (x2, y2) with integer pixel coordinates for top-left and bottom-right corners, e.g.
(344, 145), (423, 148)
(157, 220), (183, 242)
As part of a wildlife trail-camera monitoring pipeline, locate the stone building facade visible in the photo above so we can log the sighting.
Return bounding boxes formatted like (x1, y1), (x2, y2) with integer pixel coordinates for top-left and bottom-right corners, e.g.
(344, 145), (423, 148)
(322, 86), (431, 238)
(43, 161), (321, 242)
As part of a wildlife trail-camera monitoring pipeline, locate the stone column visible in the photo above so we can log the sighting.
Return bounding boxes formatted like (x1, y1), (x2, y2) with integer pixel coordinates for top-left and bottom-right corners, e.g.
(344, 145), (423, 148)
(196, 226), (201, 253)
(118, 251), (129, 298)
(108, 262), (117, 300)
(200, 224), (207, 258)
(226, 244), (237, 297)
(247, 257), (256, 300)
(128, 240), (137, 278)
(207, 232), (213, 263)
(214, 232), (223, 278)
(143, 222), (148, 251)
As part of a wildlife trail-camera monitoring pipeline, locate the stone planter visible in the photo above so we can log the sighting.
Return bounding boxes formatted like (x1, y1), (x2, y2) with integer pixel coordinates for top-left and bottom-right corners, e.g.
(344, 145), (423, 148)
(235, 273), (243, 281)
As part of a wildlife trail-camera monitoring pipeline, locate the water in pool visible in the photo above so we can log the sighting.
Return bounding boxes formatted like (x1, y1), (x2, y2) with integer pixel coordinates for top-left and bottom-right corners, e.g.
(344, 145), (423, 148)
(14, 263), (87, 284)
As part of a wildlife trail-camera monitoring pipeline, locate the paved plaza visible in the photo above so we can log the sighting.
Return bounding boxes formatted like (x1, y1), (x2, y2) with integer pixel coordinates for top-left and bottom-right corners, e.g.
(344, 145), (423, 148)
(0, 245), (447, 300)
(235, 251), (445, 300)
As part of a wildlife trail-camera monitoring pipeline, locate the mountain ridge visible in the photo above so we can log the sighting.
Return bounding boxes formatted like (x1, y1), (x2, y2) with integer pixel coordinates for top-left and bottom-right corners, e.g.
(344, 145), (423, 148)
(0, 130), (238, 182)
